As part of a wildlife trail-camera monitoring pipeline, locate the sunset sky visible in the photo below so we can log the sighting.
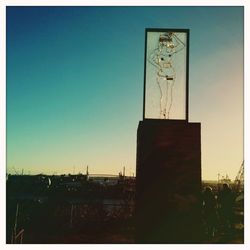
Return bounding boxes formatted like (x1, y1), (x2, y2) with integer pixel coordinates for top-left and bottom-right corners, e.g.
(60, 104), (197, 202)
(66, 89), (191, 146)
(6, 6), (243, 180)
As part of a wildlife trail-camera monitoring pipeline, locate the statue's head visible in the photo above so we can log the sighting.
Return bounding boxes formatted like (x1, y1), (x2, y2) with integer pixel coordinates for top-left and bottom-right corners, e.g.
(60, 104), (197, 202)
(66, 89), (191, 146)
(159, 32), (175, 49)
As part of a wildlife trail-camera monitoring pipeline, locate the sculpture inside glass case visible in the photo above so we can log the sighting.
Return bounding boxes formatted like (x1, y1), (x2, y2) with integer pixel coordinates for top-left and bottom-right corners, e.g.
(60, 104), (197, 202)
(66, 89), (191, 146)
(145, 31), (186, 119)
(148, 32), (185, 119)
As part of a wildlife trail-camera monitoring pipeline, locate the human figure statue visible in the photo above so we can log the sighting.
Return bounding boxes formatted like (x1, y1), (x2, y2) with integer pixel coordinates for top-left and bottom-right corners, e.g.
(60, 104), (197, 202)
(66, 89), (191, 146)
(148, 32), (185, 119)
(202, 186), (218, 238)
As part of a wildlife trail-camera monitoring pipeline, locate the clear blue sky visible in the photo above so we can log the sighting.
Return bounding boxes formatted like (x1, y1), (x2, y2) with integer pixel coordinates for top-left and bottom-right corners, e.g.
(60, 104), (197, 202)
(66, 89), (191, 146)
(7, 6), (243, 179)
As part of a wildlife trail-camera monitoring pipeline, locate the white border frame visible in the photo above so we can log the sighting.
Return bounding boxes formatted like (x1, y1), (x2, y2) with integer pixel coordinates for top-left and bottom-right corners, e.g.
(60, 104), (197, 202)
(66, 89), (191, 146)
(1, 1), (248, 249)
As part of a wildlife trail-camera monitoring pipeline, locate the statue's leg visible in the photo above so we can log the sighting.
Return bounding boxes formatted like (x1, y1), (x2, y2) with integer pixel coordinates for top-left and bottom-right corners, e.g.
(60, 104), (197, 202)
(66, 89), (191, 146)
(165, 79), (175, 119)
(157, 77), (168, 119)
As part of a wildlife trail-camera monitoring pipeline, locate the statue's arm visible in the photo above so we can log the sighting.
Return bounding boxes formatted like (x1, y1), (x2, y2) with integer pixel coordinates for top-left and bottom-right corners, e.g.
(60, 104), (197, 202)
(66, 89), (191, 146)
(172, 34), (185, 54)
(148, 49), (160, 69)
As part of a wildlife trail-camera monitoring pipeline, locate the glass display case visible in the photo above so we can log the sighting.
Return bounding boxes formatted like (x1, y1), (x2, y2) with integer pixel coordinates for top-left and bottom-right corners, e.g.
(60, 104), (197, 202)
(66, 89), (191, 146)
(143, 29), (189, 120)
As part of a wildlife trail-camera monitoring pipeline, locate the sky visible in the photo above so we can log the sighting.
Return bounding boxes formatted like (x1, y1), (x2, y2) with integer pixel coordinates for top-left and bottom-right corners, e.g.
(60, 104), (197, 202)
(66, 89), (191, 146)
(6, 6), (243, 180)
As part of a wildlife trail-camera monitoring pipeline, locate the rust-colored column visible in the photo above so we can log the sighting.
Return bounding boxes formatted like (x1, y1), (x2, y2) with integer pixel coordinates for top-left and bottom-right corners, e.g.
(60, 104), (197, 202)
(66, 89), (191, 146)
(136, 120), (202, 243)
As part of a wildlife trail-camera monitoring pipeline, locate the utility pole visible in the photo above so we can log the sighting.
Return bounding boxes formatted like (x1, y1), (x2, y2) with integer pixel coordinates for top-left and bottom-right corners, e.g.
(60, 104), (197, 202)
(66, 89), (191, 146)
(123, 166), (125, 177)
(86, 165), (89, 181)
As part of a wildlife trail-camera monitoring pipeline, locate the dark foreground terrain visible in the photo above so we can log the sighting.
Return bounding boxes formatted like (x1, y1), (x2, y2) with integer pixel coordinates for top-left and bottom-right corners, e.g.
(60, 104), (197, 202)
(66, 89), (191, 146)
(6, 174), (243, 244)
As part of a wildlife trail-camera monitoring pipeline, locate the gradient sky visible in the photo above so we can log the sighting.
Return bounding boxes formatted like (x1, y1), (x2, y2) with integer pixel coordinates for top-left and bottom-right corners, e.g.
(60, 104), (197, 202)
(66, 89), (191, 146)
(7, 6), (243, 180)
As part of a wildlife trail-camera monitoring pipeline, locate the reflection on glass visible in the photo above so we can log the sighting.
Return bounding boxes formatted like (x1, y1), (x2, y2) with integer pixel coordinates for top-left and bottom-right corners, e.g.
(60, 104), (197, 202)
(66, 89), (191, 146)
(145, 31), (187, 120)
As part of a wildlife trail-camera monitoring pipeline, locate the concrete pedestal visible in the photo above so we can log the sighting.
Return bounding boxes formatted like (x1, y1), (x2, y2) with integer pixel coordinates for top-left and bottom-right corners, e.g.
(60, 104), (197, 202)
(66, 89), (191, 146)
(136, 120), (202, 243)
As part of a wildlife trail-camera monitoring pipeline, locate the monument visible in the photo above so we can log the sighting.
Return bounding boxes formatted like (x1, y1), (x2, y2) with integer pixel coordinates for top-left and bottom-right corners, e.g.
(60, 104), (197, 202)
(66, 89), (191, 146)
(136, 28), (202, 243)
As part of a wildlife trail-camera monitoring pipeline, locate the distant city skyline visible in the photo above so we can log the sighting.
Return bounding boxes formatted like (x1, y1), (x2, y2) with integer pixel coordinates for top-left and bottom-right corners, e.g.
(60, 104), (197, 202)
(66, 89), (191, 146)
(7, 6), (243, 180)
